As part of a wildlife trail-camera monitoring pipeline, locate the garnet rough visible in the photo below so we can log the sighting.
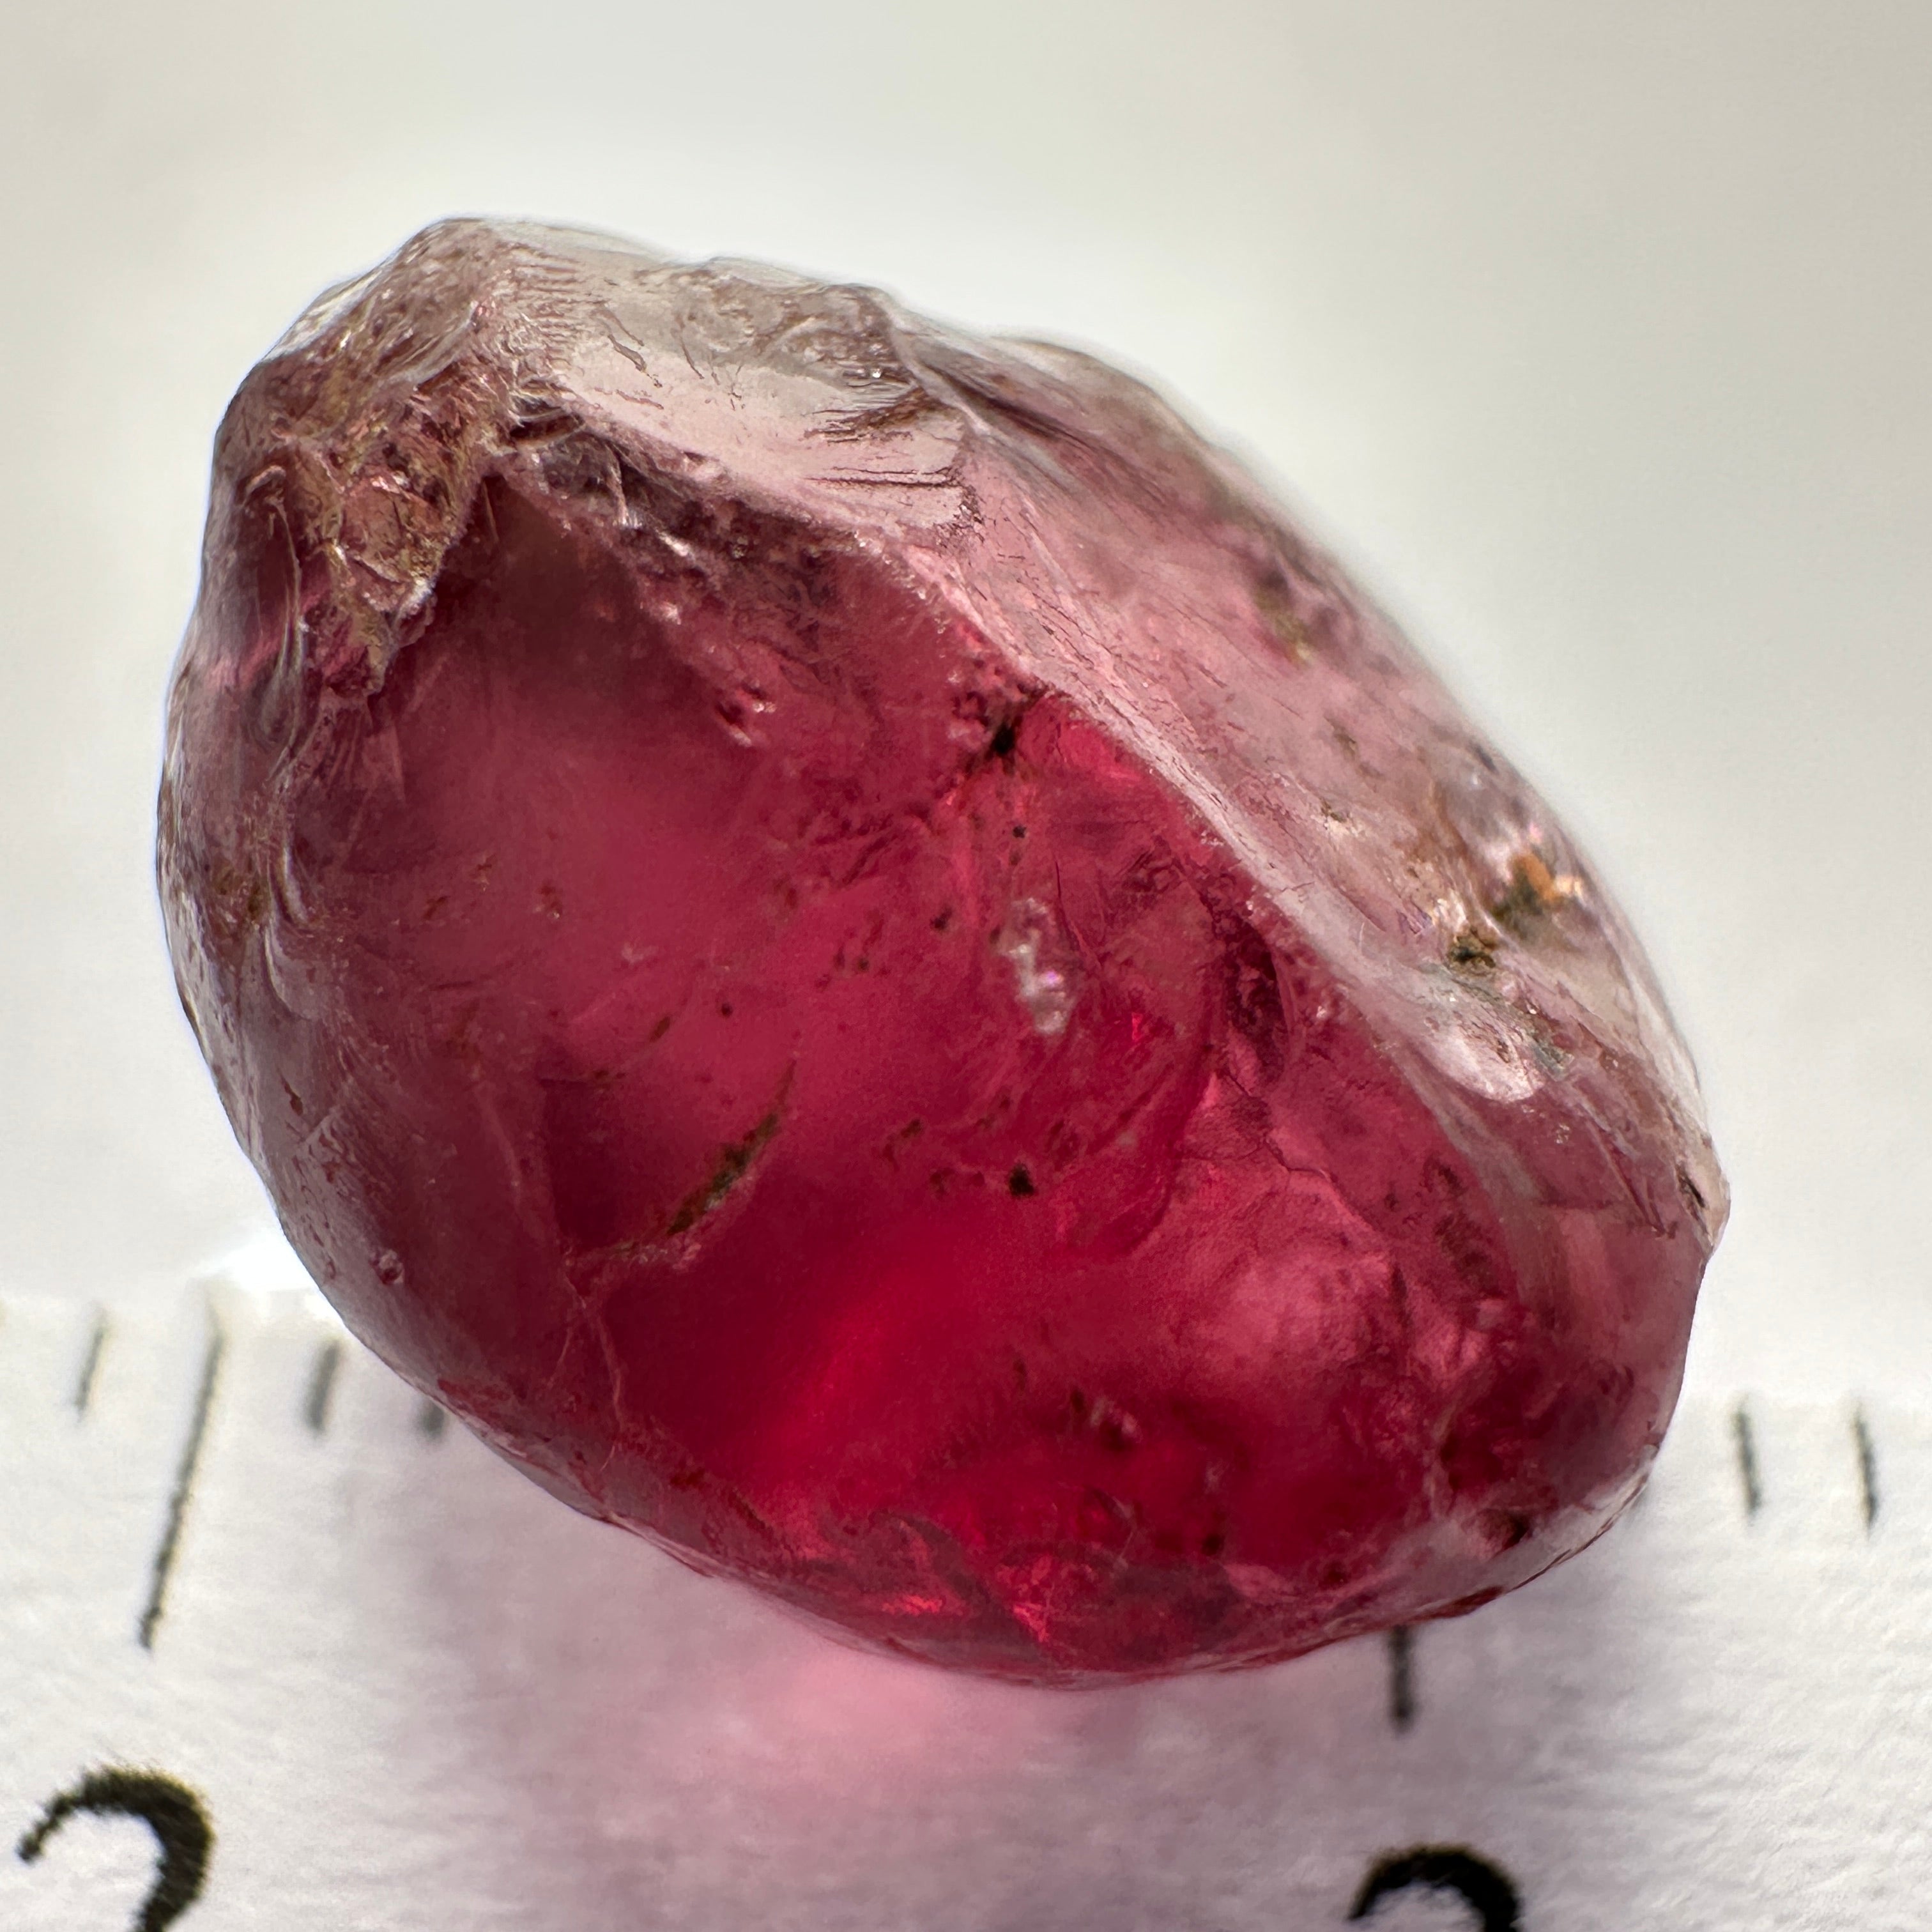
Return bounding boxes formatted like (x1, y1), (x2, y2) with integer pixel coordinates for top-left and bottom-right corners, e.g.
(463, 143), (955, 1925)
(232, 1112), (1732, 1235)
(158, 219), (1726, 1683)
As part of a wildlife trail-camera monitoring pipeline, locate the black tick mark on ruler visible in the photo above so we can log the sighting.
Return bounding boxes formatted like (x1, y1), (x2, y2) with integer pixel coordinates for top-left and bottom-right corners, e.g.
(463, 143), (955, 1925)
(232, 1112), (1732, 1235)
(1852, 1407), (1879, 1531)
(1386, 1625), (1415, 1732)
(73, 1314), (110, 1416)
(1350, 1846), (1520, 1931)
(304, 1338), (343, 1435)
(138, 1326), (226, 1650)
(1731, 1400), (1762, 1520)
(19, 1767), (213, 1932)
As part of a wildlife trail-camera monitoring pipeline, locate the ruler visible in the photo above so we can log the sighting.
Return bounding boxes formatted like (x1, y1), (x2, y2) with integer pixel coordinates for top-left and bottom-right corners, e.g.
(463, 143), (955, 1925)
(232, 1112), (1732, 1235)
(1, 1271), (1927, 1931)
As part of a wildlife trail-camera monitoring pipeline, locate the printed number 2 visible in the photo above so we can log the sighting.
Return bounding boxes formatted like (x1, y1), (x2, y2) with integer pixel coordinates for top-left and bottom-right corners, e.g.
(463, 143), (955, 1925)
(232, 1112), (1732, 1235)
(1350, 1846), (1521, 1931)
(17, 1768), (213, 1931)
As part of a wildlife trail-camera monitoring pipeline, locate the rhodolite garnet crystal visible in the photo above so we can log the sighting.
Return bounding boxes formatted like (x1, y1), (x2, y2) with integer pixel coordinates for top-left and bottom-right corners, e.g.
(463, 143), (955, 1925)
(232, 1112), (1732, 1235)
(160, 220), (1725, 1682)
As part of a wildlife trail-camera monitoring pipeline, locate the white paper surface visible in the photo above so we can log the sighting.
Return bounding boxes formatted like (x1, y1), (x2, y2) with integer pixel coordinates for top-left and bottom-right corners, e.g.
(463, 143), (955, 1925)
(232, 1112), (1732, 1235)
(2, 1278), (1926, 1931)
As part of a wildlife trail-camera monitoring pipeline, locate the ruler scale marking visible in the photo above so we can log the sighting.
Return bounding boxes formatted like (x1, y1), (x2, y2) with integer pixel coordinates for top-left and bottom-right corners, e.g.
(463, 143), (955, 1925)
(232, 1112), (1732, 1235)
(1731, 1399), (1763, 1519)
(1386, 1625), (1416, 1733)
(71, 1313), (109, 1417)
(136, 1322), (226, 1652)
(1852, 1407), (1880, 1531)
(303, 1338), (343, 1436)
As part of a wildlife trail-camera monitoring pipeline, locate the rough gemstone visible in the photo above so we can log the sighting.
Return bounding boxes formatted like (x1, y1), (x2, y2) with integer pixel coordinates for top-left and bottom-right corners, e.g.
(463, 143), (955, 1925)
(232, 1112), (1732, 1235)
(158, 219), (1726, 1683)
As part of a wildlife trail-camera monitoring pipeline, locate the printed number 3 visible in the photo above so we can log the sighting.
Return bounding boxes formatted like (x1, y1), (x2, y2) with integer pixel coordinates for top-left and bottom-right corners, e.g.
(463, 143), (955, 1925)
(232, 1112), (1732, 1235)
(1351, 1846), (1521, 1931)
(17, 1768), (213, 1932)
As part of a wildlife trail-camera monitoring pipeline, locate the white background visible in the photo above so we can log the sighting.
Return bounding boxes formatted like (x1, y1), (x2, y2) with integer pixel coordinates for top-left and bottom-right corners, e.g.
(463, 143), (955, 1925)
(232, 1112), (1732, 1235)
(3, 0), (1928, 1404)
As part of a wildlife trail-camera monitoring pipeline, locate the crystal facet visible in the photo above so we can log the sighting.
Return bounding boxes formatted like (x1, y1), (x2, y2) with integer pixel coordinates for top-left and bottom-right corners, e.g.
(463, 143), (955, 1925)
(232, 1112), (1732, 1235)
(158, 220), (1726, 1682)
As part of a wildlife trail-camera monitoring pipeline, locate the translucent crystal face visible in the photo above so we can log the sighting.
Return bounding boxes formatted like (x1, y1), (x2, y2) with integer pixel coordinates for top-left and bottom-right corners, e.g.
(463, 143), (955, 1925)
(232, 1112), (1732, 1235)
(159, 219), (1724, 1682)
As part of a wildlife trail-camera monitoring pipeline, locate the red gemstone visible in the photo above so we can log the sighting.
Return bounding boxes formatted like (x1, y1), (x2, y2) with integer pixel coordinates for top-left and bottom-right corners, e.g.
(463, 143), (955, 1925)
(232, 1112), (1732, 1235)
(159, 220), (1725, 1682)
